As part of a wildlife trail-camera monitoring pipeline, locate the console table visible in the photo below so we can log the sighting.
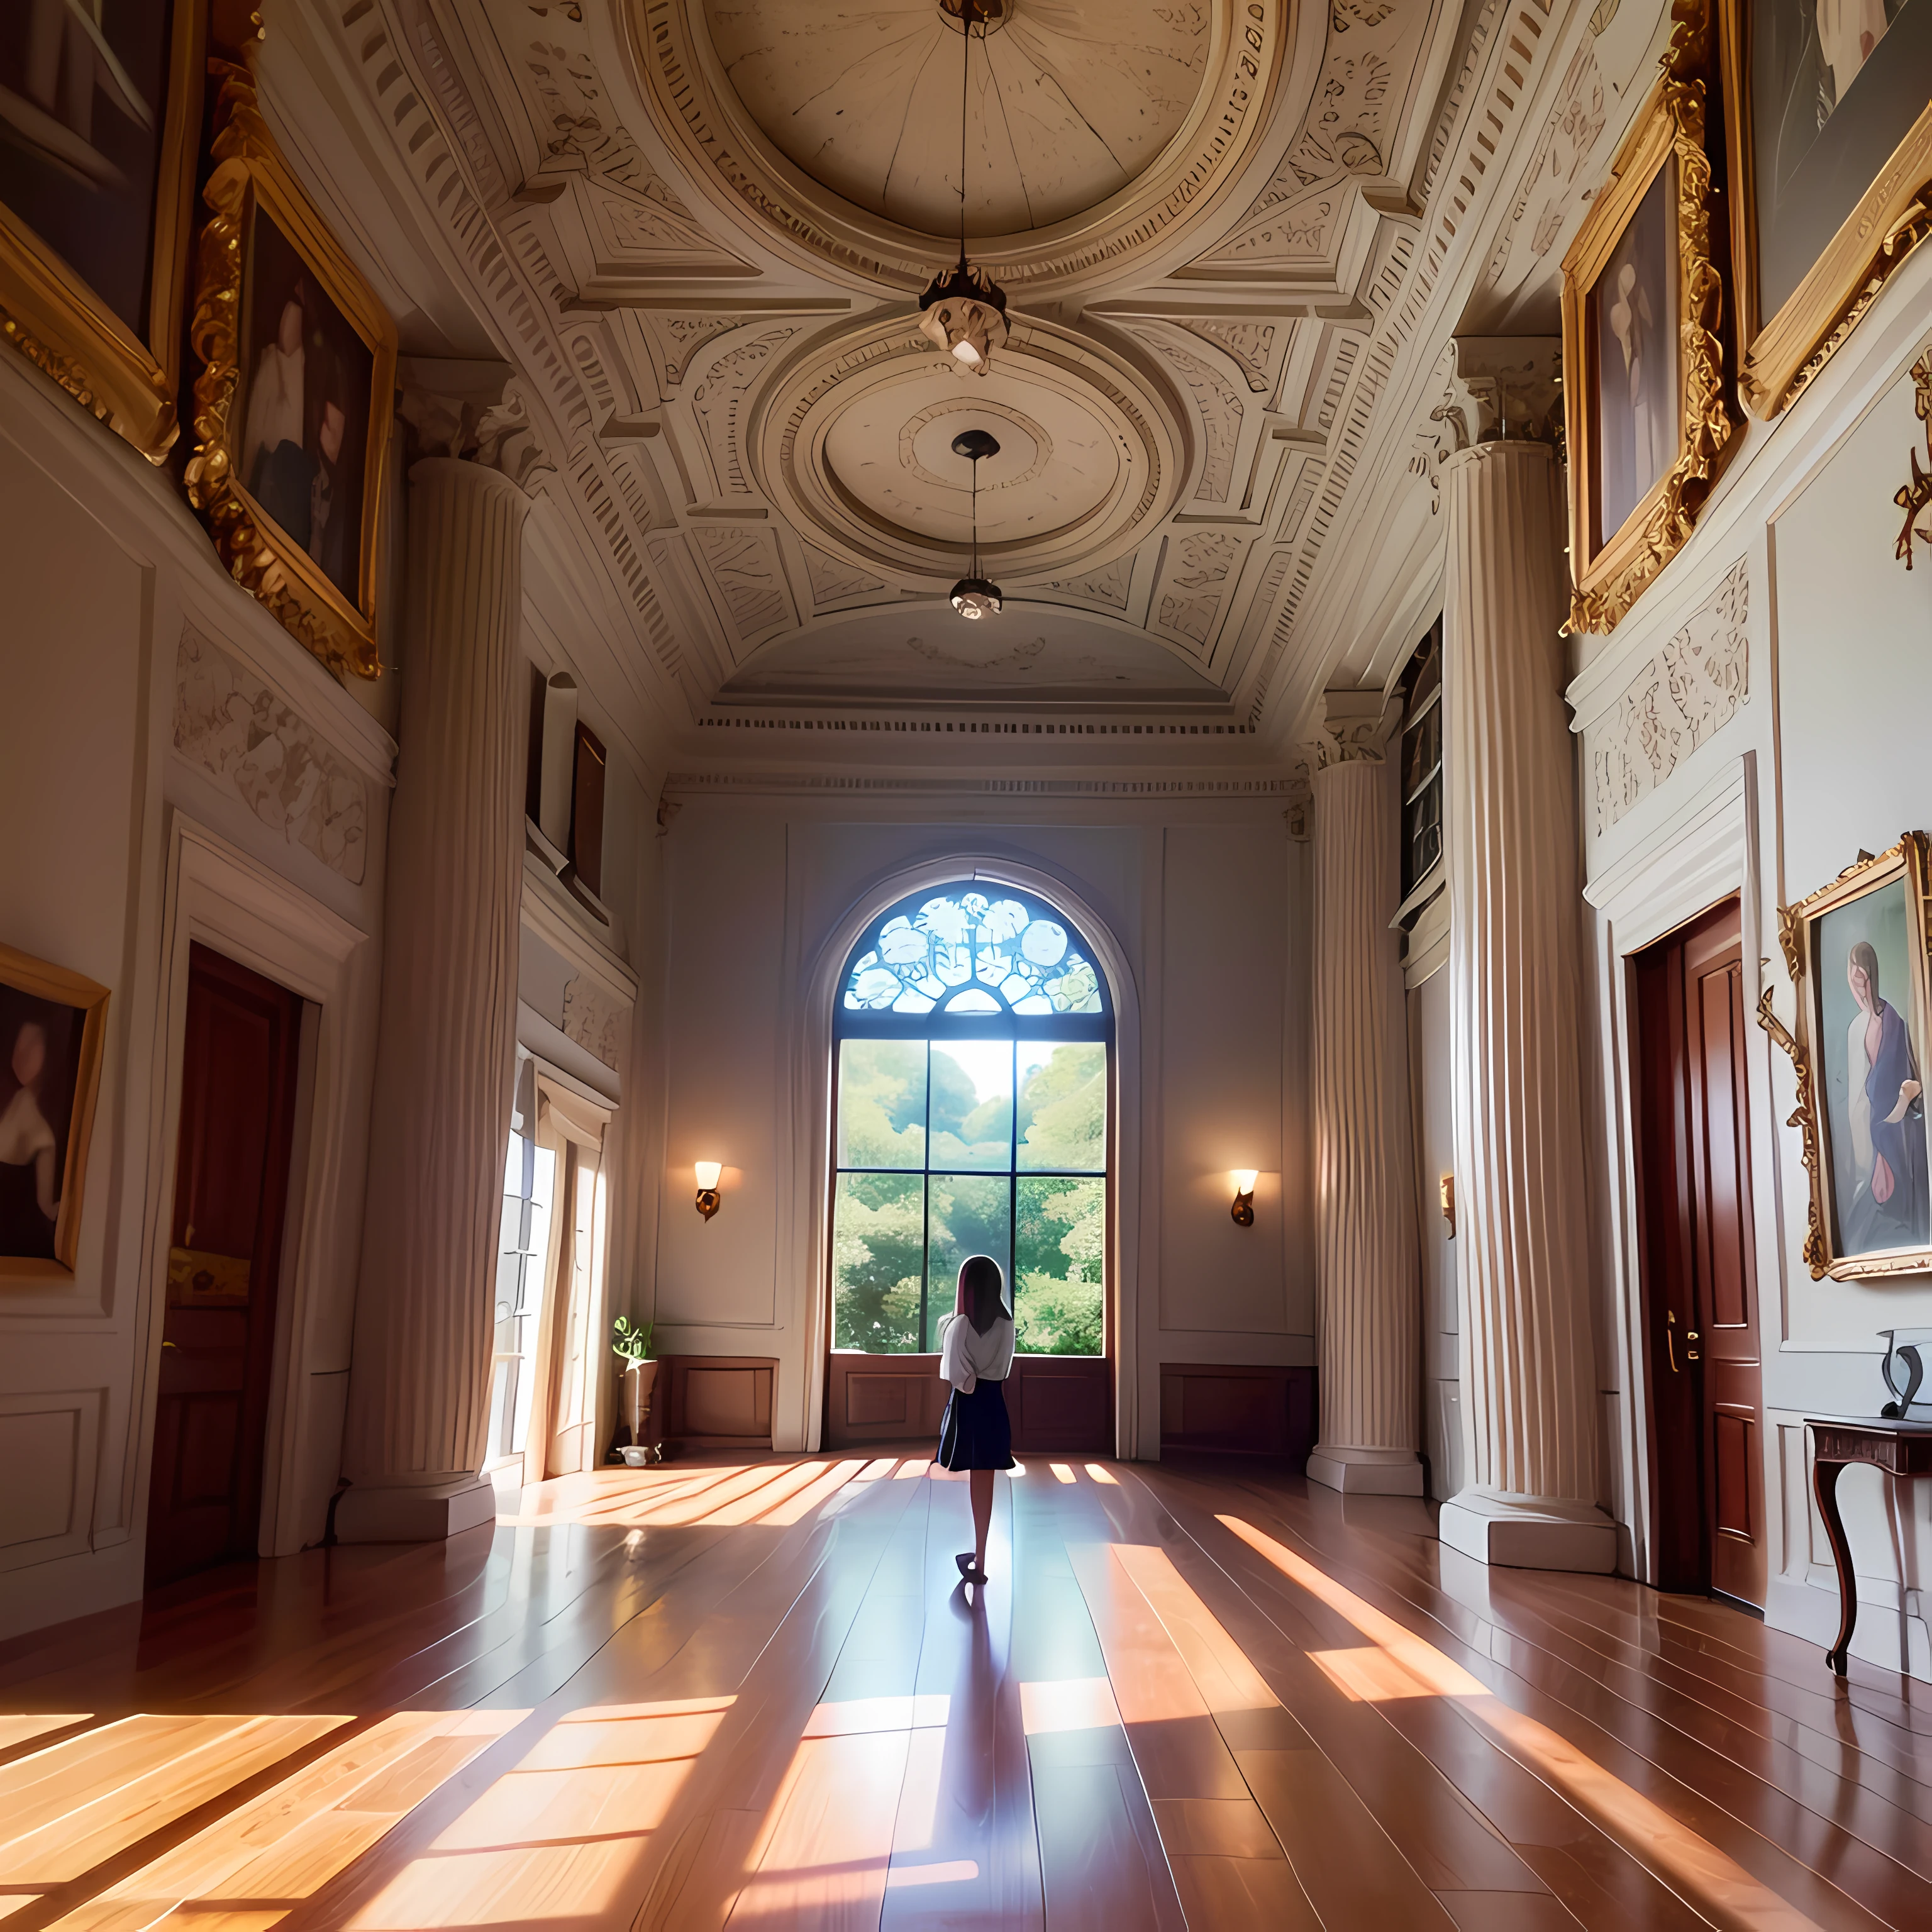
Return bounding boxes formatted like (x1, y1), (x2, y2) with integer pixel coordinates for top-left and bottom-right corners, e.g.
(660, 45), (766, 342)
(1807, 1416), (1932, 1676)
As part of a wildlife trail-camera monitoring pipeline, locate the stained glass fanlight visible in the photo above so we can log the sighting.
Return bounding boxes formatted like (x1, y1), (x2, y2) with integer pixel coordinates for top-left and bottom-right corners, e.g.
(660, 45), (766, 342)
(840, 886), (1108, 1023)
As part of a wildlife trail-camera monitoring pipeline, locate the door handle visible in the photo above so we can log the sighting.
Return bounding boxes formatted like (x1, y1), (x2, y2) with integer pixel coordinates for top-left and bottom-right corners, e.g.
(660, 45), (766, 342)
(1666, 1310), (1679, 1374)
(162, 1341), (177, 1349)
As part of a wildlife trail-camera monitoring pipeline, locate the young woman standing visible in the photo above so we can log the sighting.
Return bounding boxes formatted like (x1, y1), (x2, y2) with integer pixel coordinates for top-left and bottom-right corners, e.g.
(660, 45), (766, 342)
(936, 1253), (1014, 1582)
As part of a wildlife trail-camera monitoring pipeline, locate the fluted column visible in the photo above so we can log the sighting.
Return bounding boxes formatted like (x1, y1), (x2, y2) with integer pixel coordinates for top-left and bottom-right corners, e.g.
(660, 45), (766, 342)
(338, 455), (529, 1541)
(1307, 708), (1421, 1495)
(1436, 440), (1614, 1572)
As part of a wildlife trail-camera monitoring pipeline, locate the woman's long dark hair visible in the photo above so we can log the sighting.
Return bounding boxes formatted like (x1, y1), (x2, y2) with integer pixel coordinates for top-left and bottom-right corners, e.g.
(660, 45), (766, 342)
(960, 1253), (1006, 1334)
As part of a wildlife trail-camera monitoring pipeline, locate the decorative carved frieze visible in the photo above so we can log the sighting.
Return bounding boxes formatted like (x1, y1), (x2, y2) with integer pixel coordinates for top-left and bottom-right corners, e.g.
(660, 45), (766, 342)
(562, 974), (623, 1069)
(693, 525), (795, 645)
(1183, 320), (1279, 394)
(173, 627), (370, 884)
(652, 315), (740, 389)
(802, 542), (887, 609)
(1128, 326), (1245, 503)
(691, 325), (804, 496)
(1046, 556), (1134, 611)
(1482, 42), (1608, 298)
(1155, 531), (1243, 650)
(1585, 557), (1750, 833)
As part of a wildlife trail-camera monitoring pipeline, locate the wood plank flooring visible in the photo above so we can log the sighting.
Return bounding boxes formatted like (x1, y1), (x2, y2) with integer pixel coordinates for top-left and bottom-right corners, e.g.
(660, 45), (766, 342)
(0, 1452), (1926, 1928)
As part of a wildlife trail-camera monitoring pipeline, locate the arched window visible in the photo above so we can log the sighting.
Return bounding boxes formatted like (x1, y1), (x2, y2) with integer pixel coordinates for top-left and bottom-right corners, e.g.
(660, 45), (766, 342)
(831, 883), (1112, 1358)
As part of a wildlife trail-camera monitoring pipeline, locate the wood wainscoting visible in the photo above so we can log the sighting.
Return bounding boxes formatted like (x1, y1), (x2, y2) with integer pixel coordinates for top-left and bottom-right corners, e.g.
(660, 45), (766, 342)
(1160, 1362), (1316, 1462)
(655, 1356), (777, 1455)
(824, 1353), (1113, 1454)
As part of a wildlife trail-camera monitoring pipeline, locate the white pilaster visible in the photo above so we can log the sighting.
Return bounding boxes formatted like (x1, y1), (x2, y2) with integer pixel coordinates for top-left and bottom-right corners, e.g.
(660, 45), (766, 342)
(1307, 709), (1423, 1496)
(337, 456), (530, 1541)
(1436, 440), (1616, 1572)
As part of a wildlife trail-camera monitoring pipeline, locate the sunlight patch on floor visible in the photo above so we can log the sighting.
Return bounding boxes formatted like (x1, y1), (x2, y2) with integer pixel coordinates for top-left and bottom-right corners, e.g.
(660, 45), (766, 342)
(1218, 1515), (1825, 1932)
(1018, 1676), (1122, 1736)
(725, 1693), (952, 1924)
(347, 1699), (733, 1930)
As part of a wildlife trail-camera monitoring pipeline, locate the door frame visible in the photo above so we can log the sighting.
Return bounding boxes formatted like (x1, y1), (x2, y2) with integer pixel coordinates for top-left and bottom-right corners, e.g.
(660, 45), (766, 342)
(1582, 753), (1784, 1587)
(133, 816), (371, 1564)
(529, 1074), (611, 1482)
(795, 856), (1144, 1459)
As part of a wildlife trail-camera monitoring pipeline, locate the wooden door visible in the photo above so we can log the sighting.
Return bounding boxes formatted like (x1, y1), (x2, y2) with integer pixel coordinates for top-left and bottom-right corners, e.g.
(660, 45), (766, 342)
(1634, 899), (1767, 1606)
(146, 946), (303, 1589)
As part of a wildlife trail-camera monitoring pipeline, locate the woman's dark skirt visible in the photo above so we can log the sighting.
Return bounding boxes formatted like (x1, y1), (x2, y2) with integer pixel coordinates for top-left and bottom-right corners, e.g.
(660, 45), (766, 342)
(937, 1377), (1014, 1472)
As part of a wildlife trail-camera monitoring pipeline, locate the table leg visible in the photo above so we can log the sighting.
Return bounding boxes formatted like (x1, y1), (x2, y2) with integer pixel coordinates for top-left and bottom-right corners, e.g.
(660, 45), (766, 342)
(1813, 1455), (1855, 1677)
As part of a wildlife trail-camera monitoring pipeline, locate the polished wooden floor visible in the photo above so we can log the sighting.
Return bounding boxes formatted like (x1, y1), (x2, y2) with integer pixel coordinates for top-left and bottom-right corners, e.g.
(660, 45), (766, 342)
(1, 1453), (1928, 1929)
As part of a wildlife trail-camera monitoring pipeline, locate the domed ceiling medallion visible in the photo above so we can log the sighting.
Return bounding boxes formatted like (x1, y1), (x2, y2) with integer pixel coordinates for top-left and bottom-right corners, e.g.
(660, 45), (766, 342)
(629, 1), (1284, 291)
(752, 311), (1183, 591)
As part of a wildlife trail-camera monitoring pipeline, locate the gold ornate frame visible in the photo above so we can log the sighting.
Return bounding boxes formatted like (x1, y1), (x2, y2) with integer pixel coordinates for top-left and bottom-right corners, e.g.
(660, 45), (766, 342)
(0, 0), (204, 463)
(1562, 0), (1734, 635)
(1719, 0), (1932, 419)
(183, 41), (397, 680)
(1760, 835), (1932, 1282)
(0, 943), (110, 1284)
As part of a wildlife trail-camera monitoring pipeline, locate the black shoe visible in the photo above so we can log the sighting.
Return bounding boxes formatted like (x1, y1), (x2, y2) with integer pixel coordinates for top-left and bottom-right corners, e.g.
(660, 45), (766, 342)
(956, 1552), (987, 1582)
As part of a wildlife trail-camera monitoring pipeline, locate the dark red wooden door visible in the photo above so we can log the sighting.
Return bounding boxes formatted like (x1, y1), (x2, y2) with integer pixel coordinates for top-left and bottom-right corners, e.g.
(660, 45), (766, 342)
(1634, 899), (1767, 1606)
(145, 945), (303, 1589)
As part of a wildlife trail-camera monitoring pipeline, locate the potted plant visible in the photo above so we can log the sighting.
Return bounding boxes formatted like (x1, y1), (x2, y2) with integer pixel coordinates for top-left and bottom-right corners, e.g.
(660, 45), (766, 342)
(611, 1316), (660, 1465)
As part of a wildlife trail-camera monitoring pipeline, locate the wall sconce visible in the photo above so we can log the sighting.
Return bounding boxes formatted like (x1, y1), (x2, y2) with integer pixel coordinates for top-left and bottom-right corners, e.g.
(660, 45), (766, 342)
(694, 1160), (723, 1219)
(1230, 1170), (1258, 1228)
(1440, 1173), (1456, 1238)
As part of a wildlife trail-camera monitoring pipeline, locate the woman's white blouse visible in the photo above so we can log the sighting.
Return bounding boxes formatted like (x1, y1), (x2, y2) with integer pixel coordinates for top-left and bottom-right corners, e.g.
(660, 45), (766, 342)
(937, 1311), (1015, 1394)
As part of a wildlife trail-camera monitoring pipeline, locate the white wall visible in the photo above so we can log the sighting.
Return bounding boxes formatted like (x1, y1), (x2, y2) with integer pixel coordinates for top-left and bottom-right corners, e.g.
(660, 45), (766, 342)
(650, 795), (1311, 1456)
(1566, 249), (1932, 1672)
(0, 353), (395, 1638)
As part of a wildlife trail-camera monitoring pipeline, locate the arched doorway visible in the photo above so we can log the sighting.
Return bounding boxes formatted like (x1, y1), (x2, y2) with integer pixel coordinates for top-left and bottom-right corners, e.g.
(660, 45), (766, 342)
(823, 881), (1114, 1453)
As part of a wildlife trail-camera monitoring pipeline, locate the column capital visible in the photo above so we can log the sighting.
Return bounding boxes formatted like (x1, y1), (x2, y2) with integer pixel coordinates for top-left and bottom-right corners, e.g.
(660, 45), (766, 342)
(1315, 686), (1397, 769)
(398, 356), (555, 494)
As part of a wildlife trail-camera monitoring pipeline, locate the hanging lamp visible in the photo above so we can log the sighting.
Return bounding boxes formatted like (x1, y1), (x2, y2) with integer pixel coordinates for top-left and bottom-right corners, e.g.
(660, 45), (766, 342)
(948, 428), (1002, 619)
(918, 0), (1008, 375)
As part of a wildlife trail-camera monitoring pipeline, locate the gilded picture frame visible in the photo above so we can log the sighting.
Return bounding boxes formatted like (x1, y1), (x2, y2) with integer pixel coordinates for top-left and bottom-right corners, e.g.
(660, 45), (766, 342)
(0, 942), (110, 1284)
(1719, 0), (1932, 419)
(184, 42), (396, 682)
(1763, 835), (1932, 1281)
(0, 0), (205, 464)
(1561, 0), (1735, 635)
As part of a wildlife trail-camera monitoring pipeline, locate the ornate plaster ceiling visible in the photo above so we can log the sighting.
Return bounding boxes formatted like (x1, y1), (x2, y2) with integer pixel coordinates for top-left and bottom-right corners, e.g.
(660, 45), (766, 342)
(340, 0), (1660, 744)
(720, 600), (1225, 702)
(702, 1), (1211, 239)
(754, 312), (1179, 588)
(631, 0), (1285, 287)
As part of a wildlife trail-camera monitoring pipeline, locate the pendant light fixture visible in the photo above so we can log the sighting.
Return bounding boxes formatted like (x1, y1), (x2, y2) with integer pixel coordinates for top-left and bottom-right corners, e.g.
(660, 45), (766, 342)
(948, 428), (1002, 619)
(918, 0), (1008, 375)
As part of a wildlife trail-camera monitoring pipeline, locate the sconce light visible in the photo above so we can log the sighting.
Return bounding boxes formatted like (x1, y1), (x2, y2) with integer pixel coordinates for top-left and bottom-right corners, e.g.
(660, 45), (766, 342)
(1230, 1170), (1258, 1228)
(694, 1160), (723, 1220)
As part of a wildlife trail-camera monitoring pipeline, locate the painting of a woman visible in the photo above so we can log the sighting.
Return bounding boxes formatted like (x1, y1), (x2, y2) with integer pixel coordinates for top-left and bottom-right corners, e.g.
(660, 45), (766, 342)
(1591, 162), (1679, 546)
(0, 1011), (70, 1261)
(1843, 938), (1928, 1246)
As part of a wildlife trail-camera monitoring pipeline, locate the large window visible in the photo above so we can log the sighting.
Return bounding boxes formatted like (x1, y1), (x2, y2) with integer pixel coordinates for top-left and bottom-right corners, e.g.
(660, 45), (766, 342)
(831, 885), (1112, 1358)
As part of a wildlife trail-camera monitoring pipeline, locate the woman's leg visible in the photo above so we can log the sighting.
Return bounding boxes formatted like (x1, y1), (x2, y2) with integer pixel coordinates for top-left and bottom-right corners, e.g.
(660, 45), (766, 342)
(969, 1468), (994, 1574)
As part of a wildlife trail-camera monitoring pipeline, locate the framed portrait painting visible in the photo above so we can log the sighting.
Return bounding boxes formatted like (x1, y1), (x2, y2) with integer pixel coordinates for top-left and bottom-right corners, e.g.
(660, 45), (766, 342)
(184, 48), (396, 681)
(1779, 836), (1932, 1279)
(0, 942), (109, 1282)
(1719, 0), (1932, 416)
(0, 0), (204, 462)
(1561, 6), (1735, 634)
